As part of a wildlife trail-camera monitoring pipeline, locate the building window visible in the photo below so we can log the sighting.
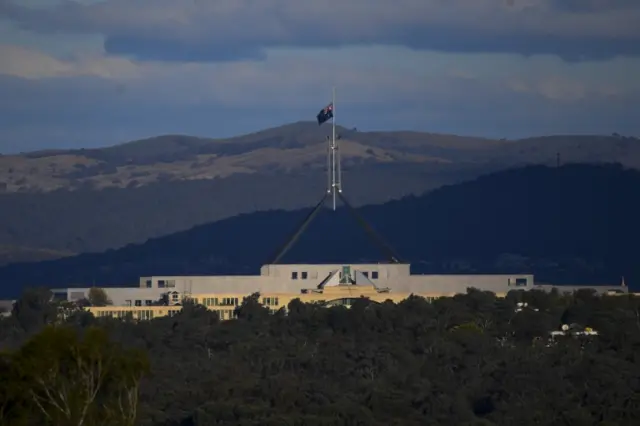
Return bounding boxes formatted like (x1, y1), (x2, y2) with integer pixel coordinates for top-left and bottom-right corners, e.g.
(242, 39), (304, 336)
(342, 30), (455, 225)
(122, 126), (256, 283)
(145, 280), (152, 288)
(134, 300), (142, 306)
(301, 271), (308, 279)
(371, 271), (379, 279)
(158, 280), (165, 288)
(515, 278), (528, 287)
(292, 272), (298, 280)
(125, 300), (132, 307)
(363, 272), (369, 278)
(221, 297), (238, 306)
(145, 300), (153, 306)
(166, 279), (176, 288)
(262, 297), (279, 307)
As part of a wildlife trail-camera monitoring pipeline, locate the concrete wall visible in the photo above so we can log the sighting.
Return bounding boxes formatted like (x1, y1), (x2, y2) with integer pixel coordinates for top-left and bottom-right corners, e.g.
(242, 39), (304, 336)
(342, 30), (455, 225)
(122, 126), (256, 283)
(52, 288), (88, 302)
(398, 274), (535, 294)
(0, 299), (14, 317)
(259, 263), (411, 280)
(53, 287), (169, 306)
(57, 263), (628, 308)
(140, 264), (413, 296)
(534, 284), (628, 295)
(111, 268), (535, 306)
(139, 275), (299, 294)
(103, 288), (168, 306)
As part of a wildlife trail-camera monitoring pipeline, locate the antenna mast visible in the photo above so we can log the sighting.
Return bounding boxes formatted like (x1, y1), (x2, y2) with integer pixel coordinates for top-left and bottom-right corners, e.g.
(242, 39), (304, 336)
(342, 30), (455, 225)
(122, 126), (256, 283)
(328, 87), (342, 210)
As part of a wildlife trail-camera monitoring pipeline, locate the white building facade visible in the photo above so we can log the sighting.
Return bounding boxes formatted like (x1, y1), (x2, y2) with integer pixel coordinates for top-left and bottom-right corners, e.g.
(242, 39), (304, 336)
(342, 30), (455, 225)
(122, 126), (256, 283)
(52, 263), (627, 308)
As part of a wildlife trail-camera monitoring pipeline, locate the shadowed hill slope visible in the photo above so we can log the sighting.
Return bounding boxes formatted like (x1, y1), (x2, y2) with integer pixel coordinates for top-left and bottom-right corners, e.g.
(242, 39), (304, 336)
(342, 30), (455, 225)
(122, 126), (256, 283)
(0, 163), (637, 297)
(0, 123), (638, 255)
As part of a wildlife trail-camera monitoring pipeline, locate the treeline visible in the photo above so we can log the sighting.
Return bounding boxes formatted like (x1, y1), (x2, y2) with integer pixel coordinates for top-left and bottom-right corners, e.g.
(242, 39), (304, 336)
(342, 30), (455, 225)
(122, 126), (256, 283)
(2, 287), (640, 425)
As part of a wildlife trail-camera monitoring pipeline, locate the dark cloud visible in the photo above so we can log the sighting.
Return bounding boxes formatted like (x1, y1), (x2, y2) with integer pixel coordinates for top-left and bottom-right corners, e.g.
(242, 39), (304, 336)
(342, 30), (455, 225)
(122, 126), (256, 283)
(103, 37), (267, 62)
(1, 0), (639, 62)
(403, 27), (640, 63)
(0, 70), (638, 153)
(551, 0), (638, 13)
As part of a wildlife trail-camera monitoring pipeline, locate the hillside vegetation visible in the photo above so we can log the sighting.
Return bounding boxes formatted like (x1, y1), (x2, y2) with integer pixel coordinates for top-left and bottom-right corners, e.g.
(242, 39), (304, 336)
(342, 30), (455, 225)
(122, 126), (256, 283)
(1, 124), (638, 194)
(0, 123), (638, 256)
(0, 245), (74, 267)
(0, 164), (637, 297)
(2, 287), (640, 425)
(0, 123), (500, 193)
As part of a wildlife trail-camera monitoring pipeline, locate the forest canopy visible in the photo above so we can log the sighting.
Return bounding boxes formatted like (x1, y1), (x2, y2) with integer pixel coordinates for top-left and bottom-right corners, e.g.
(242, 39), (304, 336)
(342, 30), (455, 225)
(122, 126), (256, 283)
(1, 287), (640, 425)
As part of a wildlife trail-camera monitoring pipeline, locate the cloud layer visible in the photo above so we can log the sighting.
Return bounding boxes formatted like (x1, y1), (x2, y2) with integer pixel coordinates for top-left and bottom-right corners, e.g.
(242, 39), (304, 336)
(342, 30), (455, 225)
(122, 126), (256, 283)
(0, 0), (639, 152)
(1, 41), (638, 152)
(2, 0), (640, 62)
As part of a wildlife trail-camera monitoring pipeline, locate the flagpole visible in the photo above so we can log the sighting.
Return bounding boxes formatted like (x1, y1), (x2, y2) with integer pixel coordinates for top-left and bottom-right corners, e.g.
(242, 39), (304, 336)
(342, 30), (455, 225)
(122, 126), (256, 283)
(336, 91), (342, 198)
(331, 86), (337, 211)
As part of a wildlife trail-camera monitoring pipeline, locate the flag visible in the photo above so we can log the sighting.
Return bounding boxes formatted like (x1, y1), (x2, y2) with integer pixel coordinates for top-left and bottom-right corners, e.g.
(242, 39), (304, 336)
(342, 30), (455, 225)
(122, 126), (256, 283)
(316, 103), (334, 125)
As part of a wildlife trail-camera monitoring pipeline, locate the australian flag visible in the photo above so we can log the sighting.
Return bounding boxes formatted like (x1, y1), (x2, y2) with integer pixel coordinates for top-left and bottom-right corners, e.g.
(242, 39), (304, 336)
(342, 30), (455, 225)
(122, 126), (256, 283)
(316, 103), (334, 125)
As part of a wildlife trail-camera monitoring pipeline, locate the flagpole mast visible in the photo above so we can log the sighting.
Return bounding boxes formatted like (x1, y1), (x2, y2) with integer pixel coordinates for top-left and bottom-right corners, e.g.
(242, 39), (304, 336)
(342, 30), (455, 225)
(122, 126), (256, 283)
(331, 86), (337, 211)
(336, 90), (342, 199)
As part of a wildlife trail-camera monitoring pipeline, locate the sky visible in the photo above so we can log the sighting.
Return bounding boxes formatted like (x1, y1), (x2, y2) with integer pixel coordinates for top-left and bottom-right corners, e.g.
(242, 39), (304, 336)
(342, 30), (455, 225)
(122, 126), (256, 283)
(1, 0), (639, 153)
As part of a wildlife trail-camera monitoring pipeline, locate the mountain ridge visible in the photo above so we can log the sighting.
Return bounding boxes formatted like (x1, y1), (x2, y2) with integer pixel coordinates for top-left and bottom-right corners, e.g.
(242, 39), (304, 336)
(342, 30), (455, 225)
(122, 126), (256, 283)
(0, 122), (638, 257)
(1, 122), (637, 194)
(0, 163), (636, 298)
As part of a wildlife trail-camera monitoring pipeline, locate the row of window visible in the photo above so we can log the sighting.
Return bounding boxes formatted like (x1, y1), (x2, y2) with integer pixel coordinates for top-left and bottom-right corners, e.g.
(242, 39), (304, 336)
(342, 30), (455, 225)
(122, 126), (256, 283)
(144, 279), (177, 288)
(144, 275), (524, 290)
(120, 296), (280, 308)
(158, 279), (176, 288)
(91, 296), (445, 321)
(196, 296), (280, 307)
(94, 309), (160, 320)
(263, 297), (279, 306)
(94, 308), (237, 321)
(291, 271), (379, 279)
(143, 272), (384, 288)
(125, 299), (154, 307)
(199, 297), (239, 307)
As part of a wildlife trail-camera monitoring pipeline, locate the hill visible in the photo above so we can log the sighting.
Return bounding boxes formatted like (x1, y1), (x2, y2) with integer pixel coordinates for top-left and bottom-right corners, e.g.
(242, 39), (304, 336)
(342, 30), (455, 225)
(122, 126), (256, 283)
(2, 124), (638, 195)
(0, 245), (75, 267)
(0, 163), (637, 297)
(0, 122), (502, 193)
(0, 124), (638, 257)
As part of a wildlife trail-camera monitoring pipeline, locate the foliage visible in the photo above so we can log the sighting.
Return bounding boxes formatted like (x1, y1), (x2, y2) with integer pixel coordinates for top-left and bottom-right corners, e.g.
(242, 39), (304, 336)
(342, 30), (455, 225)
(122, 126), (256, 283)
(1, 325), (149, 426)
(10, 288), (58, 332)
(87, 287), (112, 307)
(3, 288), (640, 425)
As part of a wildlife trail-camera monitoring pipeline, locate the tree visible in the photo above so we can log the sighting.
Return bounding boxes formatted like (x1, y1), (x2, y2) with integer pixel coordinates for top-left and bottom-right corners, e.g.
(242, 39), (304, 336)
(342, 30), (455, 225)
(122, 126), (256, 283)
(151, 293), (169, 306)
(0, 351), (30, 425)
(234, 292), (270, 321)
(87, 287), (111, 307)
(6, 325), (149, 426)
(11, 287), (58, 332)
